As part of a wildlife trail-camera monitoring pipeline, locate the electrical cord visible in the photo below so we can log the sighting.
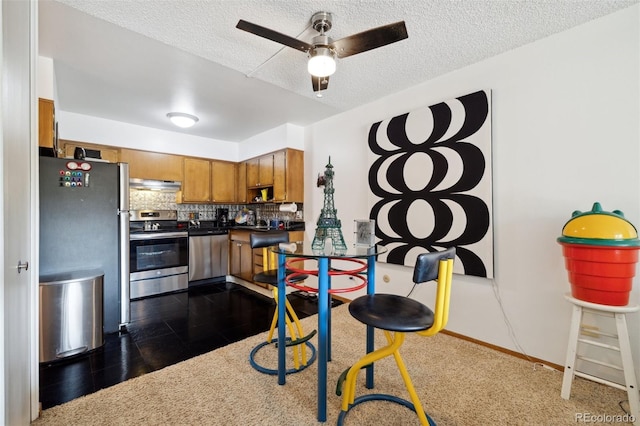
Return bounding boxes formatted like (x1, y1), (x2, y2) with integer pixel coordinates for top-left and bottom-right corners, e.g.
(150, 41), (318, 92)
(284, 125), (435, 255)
(405, 275), (537, 368)
(406, 275), (551, 368)
(618, 400), (632, 417)
(405, 282), (418, 298)
(490, 278), (538, 366)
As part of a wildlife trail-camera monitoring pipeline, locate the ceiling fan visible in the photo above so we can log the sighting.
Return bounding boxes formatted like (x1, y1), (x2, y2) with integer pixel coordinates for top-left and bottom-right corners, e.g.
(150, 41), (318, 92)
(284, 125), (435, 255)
(236, 12), (408, 93)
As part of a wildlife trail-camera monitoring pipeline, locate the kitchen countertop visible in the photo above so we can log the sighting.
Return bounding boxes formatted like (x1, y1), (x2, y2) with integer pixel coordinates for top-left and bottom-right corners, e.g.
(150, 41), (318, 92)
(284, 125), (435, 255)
(232, 222), (305, 232)
(183, 221), (305, 234)
(188, 228), (229, 236)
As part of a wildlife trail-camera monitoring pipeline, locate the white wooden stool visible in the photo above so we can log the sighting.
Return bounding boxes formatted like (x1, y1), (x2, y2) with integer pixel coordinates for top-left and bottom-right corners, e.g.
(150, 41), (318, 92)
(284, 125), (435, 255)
(561, 293), (639, 425)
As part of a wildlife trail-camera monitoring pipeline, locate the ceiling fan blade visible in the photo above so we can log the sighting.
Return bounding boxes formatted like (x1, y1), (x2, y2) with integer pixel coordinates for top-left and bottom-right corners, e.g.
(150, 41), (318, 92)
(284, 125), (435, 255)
(236, 19), (313, 53)
(330, 21), (408, 59)
(312, 76), (330, 92)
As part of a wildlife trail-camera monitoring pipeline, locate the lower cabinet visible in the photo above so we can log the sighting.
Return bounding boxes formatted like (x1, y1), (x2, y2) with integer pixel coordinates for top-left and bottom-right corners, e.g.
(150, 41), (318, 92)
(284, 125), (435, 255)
(287, 231), (305, 244)
(229, 231), (254, 283)
(229, 230), (305, 288)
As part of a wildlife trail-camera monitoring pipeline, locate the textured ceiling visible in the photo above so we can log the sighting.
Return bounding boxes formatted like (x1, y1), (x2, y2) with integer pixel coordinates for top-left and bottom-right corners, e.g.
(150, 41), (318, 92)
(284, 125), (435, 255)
(39, 0), (637, 142)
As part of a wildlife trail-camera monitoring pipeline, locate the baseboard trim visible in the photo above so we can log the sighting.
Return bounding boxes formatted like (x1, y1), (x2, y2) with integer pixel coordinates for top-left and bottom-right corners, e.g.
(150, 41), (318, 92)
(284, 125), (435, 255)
(331, 294), (351, 304)
(441, 329), (564, 372)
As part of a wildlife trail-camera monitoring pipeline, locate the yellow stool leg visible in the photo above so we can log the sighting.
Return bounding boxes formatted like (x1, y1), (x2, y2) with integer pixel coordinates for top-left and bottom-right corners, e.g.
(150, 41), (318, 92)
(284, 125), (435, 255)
(341, 332), (405, 409)
(269, 287), (312, 370)
(266, 308), (278, 343)
(284, 296), (310, 365)
(341, 331), (432, 425)
(390, 337), (429, 425)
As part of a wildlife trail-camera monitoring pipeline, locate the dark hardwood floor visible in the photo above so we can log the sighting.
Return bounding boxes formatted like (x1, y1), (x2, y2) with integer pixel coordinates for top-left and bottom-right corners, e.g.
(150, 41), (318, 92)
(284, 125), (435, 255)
(39, 281), (341, 409)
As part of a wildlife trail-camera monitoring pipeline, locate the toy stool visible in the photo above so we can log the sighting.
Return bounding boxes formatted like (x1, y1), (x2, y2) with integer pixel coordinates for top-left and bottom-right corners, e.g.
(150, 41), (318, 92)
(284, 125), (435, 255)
(561, 293), (639, 425)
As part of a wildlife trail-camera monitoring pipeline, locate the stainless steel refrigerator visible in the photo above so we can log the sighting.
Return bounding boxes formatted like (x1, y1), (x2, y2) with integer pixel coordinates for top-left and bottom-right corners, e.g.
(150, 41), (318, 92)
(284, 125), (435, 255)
(39, 156), (130, 334)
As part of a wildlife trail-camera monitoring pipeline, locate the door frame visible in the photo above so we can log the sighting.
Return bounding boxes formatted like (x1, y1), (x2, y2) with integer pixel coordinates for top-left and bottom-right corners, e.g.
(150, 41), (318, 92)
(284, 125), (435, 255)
(29, 0), (40, 419)
(0, 0), (39, 422)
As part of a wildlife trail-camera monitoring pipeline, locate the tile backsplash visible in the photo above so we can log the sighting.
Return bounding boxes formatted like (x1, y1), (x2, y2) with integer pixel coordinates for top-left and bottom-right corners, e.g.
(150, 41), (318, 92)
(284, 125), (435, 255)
(129, 190), (303, 222)
(130, 190), (177, 211)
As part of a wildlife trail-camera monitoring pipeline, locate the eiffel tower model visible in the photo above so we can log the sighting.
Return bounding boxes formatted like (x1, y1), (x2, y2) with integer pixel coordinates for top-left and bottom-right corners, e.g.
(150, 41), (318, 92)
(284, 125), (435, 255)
(312, 157), (348, 253)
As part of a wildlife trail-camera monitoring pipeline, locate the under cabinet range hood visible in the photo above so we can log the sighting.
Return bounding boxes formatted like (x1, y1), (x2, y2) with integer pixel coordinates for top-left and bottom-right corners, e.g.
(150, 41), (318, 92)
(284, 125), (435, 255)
(129, 178), (181, 192)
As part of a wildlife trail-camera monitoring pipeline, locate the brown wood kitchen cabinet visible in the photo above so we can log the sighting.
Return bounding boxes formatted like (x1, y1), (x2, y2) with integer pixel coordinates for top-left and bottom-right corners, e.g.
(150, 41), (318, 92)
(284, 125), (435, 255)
(211, 160), (236, 203)
(236, 161), (247, 203)
(246, 154), (274, 188)
(181, 158), (237, 203)
(38, 98), (56, 149)
(230, 229), (304, 287)
(245, 149), (303, 203)
(181, 157), (211, 203)
(252, 230), (305, 288)
(287, 231), (305, 244)
(273, 149), (303, 203)
(61, 140), (120, 163)
(47, 139), (305, 205)
(119, 149), (183, 181)
(229, 230), (254, 282)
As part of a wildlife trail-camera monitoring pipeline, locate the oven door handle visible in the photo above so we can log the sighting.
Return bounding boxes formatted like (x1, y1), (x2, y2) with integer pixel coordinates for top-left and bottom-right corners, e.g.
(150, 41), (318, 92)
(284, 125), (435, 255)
(130, 232), (188, 240)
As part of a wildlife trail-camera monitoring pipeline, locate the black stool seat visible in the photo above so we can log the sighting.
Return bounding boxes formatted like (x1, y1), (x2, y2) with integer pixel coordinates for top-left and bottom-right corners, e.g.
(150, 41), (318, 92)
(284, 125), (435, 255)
(349, 294), (434, 333)
(253, 270), (308, 286)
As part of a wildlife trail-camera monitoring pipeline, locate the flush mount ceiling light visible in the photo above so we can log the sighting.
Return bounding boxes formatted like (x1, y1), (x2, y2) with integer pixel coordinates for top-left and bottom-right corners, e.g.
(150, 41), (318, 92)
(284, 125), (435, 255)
(307, 46), (336, 78)
(166, 112), (199, 128)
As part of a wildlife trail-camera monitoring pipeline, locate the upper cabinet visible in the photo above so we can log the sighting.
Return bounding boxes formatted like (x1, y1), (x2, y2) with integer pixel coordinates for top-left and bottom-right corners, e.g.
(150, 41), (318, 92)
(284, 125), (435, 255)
(61, 140), (119, 163)
(119, 149), (183, 181)
(273, 149), (303, 203)
(245, 148), (303, 203)
(180, 158), (238, 204)
(246, 154), (274, 188)
(211, 160), (236, 203)
(38, 98), (56, 149)
(236, 162), (247, 203)
(41, 135), (304, 205)
(181, 157), (211, 203)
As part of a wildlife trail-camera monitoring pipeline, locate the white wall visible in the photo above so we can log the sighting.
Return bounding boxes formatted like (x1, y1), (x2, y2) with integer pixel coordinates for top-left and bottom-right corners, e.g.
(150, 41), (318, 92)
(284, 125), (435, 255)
(57, 110), (306, 163)
(305, 6), (640, 367)
(58, 111), (240, 161)
(37, 56), (55, 101)
(239, 123), (305, 161)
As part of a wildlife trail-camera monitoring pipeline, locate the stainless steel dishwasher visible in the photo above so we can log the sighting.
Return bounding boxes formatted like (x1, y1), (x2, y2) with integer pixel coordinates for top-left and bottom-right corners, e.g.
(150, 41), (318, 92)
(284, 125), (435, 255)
(188, 228), (229, 282)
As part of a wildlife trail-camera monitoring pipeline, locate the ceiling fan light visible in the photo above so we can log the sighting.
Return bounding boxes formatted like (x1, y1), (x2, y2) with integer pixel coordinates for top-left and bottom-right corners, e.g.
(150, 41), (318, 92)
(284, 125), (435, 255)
(167, 112), (199, 128)
(308, 48), (336, 77)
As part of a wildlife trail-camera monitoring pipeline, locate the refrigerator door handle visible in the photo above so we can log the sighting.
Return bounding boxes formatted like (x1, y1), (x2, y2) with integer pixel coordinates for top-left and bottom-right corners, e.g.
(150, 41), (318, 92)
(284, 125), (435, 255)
(118, 163), (131, 328)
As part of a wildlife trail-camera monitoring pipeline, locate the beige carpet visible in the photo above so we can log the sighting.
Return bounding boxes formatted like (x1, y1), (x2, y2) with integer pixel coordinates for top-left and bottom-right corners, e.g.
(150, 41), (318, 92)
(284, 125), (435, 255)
(33, 304), (633, 425)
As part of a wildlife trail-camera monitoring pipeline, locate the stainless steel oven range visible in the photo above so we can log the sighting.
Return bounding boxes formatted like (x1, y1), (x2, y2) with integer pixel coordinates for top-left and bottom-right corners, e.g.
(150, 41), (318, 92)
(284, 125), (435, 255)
(129, 210), (188, 299)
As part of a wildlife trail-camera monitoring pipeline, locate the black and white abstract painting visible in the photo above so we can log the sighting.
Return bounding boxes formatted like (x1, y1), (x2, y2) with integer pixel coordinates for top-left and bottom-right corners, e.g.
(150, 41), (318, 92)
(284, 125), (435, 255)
(368, 90), (493, 278)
